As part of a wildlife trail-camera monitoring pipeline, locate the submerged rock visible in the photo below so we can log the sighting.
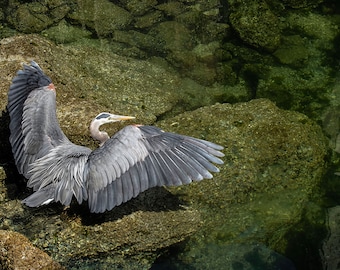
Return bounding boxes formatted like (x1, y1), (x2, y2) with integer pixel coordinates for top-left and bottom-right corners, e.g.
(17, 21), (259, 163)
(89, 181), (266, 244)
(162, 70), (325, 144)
(229, 0), (281, 51)
(282, 0), (323, 8)
(321, 206), (340, 270)
(158, 99), (327, 267)
(6, 1), (70, 33)
(68, 0), (132, 37)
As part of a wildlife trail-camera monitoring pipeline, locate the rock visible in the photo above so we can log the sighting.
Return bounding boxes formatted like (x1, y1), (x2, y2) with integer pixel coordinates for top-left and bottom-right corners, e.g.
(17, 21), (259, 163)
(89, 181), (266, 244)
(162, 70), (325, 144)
(156, 1), (184, 17)
(25, 206), (201, 267)
(201, 21), (230, 43)
(42, 20), (92, 44)
(68, 0), (132, 37)
(0, 34), (182, 144)
(321, 206), (340, 270)
(0, 230), (64, 270)
(134, 10), (164, 29)
(273, 35), (309, 67)
(123, 0), (157, 16)
(186, 62), (217, 86)
(149, 21), (194, 53)
(229, 0), (281, 51)
(282, 0), (323, 8)
(113, 30), (163, 54)
(158, 99), (327, 261)
(0, 34), (204, 268)
(153, 242), (296, 269)
(0, 34), (328, 268)
(7, 0), (70, 33)
(192, 41), (220, 64)
(286, 12), (338, 43)
(256, 65), (331, 120)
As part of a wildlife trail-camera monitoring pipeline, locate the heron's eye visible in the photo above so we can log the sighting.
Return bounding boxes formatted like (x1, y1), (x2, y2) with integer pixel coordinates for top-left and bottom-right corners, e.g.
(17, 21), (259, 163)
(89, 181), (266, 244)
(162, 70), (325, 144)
(96, 113), (111, 120)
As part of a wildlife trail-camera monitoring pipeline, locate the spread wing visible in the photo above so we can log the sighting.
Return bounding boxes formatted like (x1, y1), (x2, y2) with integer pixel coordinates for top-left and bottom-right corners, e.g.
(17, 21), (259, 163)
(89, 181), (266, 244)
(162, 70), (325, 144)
(8, 61), (88, 207)
(85, 125), (224, 213)
(7, 61), (68, 177)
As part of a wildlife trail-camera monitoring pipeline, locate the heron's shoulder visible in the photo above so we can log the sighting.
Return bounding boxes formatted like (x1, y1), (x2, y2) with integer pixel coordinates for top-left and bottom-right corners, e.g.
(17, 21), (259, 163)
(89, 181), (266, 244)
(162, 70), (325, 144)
(51, 142), (92, 158)
(118, 125), (164, 137)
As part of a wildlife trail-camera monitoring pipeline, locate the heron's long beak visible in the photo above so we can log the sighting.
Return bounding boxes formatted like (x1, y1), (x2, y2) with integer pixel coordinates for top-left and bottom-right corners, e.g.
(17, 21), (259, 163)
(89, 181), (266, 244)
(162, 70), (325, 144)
(109, 114), (135, 121)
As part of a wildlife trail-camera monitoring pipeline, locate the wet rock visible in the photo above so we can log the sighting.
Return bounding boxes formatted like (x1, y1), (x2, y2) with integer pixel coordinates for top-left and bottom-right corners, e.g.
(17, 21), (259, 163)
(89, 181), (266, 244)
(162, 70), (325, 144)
(200, 21), (230, 44)
(286, 12), (338, 43)
(192, 41), (220, 64)
(176, 9), (202, 28)
(6, 0), (70, 33)
(153, 242), (296, 269)
(0, 8), (4, 21)
(321, 206), (340, 270)
(282, 0), (323, 8)
(256, 65), (331, 120)
(186, 62), (217, 86)
(0, 34), (182, 141)
(273, 35), (309, 68)
(134, 10), (164, 29)
(0, 166), (6, 202)
(158, 99), (327, 259)
(68, 0), (132, 37)
(0, 230), (64, 270)
(42, 20), (92, 44)
(229, 0), (281, 51)
(122, 0), (157, 16)
(156, 1), (184, 17)
(113, 30), (163, 54)
(150, 21), (194, 53)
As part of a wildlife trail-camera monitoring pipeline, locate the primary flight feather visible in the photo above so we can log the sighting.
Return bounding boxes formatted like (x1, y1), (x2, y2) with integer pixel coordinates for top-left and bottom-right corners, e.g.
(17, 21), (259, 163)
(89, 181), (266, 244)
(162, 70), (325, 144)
(7, 61), (224, 213)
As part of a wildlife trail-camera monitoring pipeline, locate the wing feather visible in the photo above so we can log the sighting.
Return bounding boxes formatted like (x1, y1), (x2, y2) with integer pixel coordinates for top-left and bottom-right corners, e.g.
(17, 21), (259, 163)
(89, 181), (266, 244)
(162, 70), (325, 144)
(165, 150), (192, 184)
(144, 154), (160, 187)
(85, 125), (224, 213)
(122, 170), (133, 203)
(8, 62), (91, 207)
(8, 61), (68, 177)
(9, 62), (224, 213)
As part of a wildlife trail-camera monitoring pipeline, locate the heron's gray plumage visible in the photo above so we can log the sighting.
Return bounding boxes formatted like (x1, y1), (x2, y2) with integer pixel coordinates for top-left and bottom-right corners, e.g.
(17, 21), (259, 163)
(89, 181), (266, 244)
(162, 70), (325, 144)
(8, 62), (67, 177)
(8, 61), (224, 213)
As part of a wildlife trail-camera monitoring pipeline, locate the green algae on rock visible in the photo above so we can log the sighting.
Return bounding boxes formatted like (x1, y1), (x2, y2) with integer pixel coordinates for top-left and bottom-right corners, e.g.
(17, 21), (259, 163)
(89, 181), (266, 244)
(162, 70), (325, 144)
(0, 35), (182, 142)
(157, 99), (327, 266)
(229, 0), (281, 52)
(68, 0), (132, 37)
(7, 0), (70, 33)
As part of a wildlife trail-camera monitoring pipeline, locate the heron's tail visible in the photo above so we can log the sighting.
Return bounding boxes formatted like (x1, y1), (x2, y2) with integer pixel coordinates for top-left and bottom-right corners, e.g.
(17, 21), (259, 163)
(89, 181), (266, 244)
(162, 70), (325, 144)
(22, 185), (55, 207)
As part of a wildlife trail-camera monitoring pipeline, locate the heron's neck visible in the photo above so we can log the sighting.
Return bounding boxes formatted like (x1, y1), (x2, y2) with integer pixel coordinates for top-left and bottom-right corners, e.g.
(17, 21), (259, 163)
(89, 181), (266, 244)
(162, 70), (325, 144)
(90, 121), (110, 146)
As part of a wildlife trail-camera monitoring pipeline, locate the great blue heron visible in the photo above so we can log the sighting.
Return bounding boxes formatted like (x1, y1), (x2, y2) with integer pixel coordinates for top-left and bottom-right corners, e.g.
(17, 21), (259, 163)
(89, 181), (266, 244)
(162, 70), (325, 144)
(7, 61), (224, 213)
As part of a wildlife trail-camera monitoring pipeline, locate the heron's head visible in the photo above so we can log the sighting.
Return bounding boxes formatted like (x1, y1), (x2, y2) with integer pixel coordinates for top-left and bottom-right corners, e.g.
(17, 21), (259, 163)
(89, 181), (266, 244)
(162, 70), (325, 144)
(93, 112), (135, 126)
(90, 112), (135, 145)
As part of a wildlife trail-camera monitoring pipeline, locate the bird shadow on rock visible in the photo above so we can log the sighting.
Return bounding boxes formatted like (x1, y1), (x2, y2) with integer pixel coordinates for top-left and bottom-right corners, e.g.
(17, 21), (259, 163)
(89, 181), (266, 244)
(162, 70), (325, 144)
(0, 110), (30, 200)
(0, 110), (186, 226)
(66, 186), (186, 226)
